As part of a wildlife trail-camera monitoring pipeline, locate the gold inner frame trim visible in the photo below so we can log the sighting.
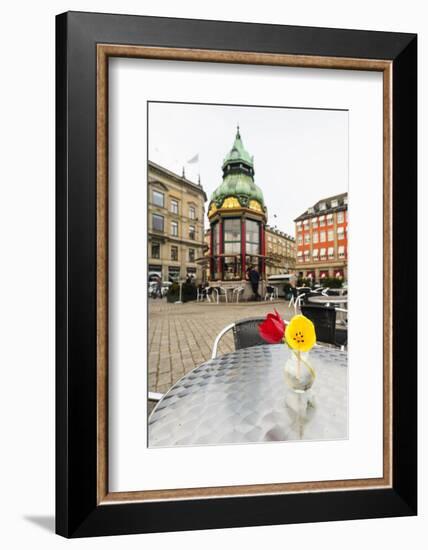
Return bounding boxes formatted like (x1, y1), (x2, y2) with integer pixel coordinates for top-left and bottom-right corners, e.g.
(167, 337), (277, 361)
(96, 43), (393, 505)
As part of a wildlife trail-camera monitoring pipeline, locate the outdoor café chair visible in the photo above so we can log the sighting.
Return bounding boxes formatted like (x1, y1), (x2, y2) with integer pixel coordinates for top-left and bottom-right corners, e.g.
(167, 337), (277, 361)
(206, 287), (219, 304)
(211, 316), (273, 359)
(196, 286), (209, 302)
(312, 287), (325, 295)
(288, 287), (297, 309)
(232, 286), (244, 302)
(264, 285), (275, 301)
(291, 288), (310, 314)
(320, 287), (330, 296)
(326, 288), (342, 296)
(301, 304), (347, 350)
(218, 286), (229, 303)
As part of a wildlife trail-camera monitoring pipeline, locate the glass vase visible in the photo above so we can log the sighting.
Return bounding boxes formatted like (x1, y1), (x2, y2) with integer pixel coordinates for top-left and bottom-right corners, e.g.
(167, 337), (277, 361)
(284, 350), (316, 393)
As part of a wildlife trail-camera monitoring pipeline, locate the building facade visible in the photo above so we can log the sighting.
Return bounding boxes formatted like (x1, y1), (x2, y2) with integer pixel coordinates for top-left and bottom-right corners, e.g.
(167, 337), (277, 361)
(265, 226), (296, 277)
(294, 192), (348, 282)
(148, 161), (207, 283)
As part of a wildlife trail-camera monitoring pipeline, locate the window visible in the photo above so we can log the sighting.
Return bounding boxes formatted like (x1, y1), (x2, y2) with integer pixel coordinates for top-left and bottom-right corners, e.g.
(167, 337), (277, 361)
(245, 219), (260, 255)
(337, 226), (345, 239)
(327, 230), (334, 241)
(152, 214), (164, 232)
(211, 222), (220, 278)
(319, 202), (326, 211)
(151, 242), (160, 259)
(337, 211), (344, 223)
(170, 199), (179, 214)
(313, 232), (319, 243)
(312, 217), (318, 226)
(338, 245), (346, 258)
(326, 213), (333, 224)
(328, 247), (335, 258)
(222, 218), (243, 279)
(320, 231), (326, 242)
(189, 206), (196, 219)
(297, 235), (303, 244)
(304, 250), (310, 261)
(319, 216), (325, 227)
(212, 223), (220, 255)
(223, 218), (241, 255)
(189, 224), (196, 240)
(188, 248), (195, 262)
(303, 219), (309, 228)
(296, 221), (302, 229)
(171, 246), (178, 261)
(331, 199), (338, 208)
(312, 249), (319, 259)
(308, 207), (314, 214)
(304, 233), (310, 244)
(320, 247), (326, 259)
(171, 221), (178, 237)
(152, 190), (164, 207)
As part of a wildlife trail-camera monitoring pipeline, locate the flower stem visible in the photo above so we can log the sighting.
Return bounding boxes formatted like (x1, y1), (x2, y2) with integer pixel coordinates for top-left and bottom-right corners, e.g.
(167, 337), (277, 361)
(297, 350), (301, 380)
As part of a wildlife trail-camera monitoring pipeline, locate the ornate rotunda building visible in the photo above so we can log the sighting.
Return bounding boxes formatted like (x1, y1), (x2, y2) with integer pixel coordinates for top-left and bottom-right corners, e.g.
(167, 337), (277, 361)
(207, 128), (267, 296)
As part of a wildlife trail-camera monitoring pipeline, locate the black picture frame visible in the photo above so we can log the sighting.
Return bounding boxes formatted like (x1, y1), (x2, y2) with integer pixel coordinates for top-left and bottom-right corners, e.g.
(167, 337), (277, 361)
(56, 11), (417, 538)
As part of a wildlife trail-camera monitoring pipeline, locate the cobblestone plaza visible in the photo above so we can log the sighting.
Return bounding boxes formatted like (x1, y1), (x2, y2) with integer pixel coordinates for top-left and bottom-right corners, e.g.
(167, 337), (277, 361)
(148, 298), (296, 394)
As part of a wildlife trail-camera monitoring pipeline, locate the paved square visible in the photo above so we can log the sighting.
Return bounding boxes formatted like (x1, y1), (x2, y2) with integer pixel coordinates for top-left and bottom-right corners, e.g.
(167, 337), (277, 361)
(148, 298), (296, 393)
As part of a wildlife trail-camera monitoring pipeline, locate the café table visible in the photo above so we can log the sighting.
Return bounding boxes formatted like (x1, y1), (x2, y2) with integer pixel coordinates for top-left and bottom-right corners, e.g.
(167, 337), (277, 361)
(307, 295), (348, 307)
(149, 344), (347, 447)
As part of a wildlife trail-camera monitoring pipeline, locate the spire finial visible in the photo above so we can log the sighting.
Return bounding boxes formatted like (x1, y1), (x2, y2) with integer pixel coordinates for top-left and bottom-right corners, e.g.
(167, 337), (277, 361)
(236, 123), (240, 138)
(182, 166), (185, 178)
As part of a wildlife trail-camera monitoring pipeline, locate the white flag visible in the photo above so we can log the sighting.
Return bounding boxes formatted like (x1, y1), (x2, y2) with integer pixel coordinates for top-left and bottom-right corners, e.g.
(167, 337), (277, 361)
(187, 153), (199, 164)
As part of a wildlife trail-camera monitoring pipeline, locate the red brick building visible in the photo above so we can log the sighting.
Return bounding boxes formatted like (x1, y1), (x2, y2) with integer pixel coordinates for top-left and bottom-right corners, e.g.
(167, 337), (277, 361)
(294, 192), (348, 283)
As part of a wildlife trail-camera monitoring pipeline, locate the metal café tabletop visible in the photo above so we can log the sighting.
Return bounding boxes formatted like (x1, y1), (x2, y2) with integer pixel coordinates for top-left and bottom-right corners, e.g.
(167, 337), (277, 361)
(307, 295), (348, 306)
(149, 344), (348, 447)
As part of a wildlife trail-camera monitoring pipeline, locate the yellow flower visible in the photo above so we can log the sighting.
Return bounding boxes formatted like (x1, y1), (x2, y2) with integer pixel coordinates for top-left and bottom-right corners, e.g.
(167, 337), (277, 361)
(284, 314), (316, 352)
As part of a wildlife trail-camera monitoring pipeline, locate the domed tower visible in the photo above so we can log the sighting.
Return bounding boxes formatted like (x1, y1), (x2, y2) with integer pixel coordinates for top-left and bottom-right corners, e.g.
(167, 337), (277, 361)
(207, 127), (267, 285)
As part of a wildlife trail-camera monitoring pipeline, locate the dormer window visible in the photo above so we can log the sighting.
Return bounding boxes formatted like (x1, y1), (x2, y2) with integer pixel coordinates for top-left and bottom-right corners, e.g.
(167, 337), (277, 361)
(319, 202), (326, 211)
(308, 207), (315, 214)
(331, 199), (338, 208)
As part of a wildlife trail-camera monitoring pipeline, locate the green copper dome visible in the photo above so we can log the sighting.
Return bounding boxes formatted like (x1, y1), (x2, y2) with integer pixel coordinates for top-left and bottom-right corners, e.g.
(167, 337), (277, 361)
(210, 128), (265, 210)
(222, 127), (254, 170)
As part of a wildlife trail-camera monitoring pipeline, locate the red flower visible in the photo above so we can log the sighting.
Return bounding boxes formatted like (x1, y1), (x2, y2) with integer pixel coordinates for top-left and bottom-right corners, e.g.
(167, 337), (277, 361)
(258, 309), (286, 344)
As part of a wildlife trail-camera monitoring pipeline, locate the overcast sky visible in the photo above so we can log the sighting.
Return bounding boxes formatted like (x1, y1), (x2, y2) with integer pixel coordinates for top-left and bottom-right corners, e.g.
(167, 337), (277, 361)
(148, 102), (348, 235)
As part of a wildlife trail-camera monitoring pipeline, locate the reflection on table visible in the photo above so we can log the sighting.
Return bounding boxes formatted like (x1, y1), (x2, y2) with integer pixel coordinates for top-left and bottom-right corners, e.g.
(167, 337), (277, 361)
(149, 344), (347, 447)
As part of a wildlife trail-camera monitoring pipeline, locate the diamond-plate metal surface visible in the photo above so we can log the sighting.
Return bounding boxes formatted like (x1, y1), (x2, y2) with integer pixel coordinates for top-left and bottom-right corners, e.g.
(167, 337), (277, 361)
(149, 344), (348, 447)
